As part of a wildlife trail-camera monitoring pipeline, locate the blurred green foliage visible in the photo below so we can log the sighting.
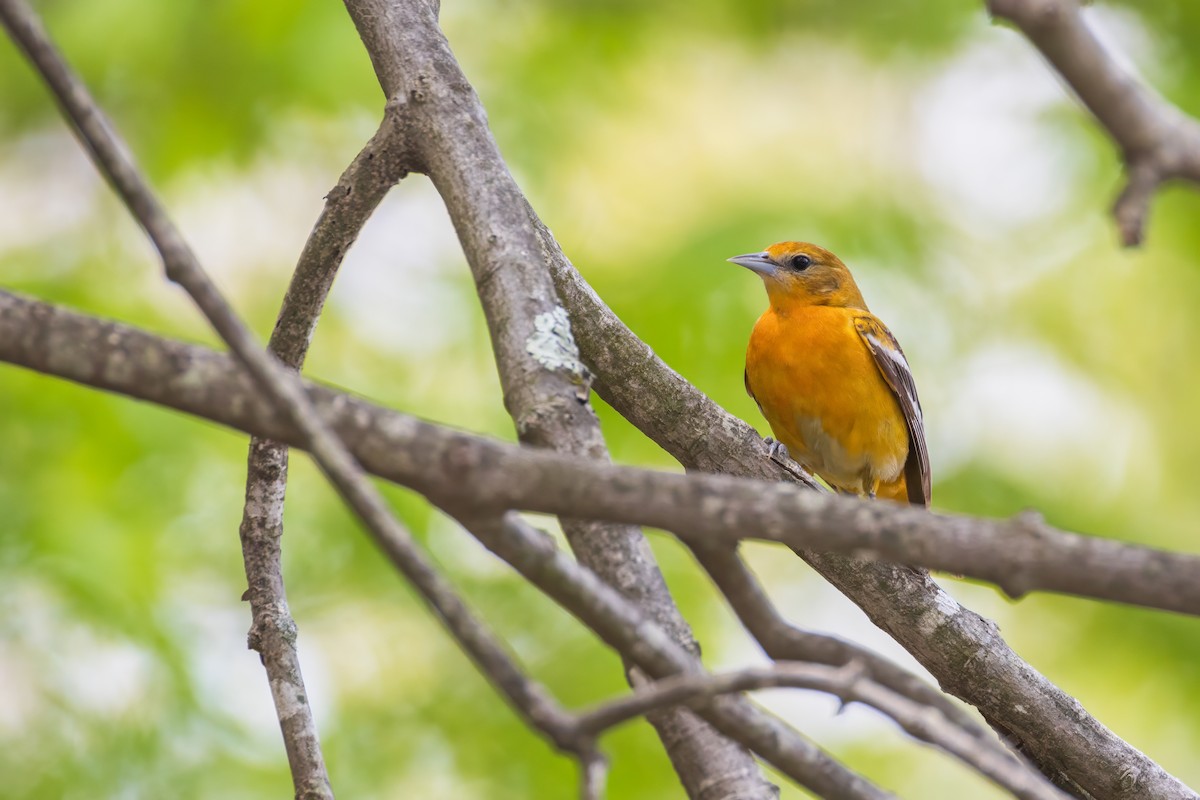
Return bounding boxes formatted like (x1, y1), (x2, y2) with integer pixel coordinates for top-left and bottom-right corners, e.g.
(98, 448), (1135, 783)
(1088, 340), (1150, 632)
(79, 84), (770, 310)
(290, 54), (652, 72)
(2, 1), (1199, 798)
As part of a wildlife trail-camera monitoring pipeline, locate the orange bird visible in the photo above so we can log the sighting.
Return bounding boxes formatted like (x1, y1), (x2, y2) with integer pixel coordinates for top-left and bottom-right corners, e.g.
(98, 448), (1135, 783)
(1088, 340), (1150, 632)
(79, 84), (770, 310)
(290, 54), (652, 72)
(729, 242), (930, 506)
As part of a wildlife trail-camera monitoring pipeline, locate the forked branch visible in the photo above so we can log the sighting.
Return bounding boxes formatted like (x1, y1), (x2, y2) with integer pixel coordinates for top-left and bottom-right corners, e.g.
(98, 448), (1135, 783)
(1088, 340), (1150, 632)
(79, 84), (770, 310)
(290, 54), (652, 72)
(987, 0), (1200, 245)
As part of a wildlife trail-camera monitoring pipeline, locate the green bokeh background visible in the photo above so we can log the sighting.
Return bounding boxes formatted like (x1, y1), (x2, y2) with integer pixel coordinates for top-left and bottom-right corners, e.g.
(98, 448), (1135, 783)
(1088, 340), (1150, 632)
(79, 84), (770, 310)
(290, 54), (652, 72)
(2, 1), (1198, 797)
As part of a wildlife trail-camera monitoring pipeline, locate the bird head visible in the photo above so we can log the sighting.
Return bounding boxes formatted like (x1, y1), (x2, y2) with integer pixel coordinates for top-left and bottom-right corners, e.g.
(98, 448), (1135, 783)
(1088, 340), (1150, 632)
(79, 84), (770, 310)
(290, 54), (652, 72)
(727, 242), (867, 311)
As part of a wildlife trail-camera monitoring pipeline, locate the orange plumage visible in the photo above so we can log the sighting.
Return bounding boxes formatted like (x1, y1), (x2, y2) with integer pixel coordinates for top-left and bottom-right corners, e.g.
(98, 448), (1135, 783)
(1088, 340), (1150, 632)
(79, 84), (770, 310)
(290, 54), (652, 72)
(729, 242), (930, 505)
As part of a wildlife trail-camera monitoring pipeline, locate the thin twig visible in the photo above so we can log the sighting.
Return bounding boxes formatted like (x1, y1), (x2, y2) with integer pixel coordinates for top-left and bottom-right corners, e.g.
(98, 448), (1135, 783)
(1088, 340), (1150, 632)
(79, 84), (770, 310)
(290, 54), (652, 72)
(238, 442), (334, 800)
(237, 119), (408, 799)
(458, 513), (893, 800)
(688, 543), (990, 739)
(575, 662), (1072, 800)
(578, 751), (609, 800)
(0, 0), (589, 774)
(986, 0), (1200, 246)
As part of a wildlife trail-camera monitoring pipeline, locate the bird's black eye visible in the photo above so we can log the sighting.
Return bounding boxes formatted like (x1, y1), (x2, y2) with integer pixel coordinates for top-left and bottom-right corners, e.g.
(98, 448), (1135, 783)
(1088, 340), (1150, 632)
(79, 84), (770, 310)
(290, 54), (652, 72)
(790, 254), (813, 270)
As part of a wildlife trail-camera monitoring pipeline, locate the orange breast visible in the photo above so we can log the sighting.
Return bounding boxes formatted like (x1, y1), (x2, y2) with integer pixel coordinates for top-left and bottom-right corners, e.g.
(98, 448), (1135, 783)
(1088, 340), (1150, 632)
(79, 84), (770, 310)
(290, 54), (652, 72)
(745, 306), (909, 495)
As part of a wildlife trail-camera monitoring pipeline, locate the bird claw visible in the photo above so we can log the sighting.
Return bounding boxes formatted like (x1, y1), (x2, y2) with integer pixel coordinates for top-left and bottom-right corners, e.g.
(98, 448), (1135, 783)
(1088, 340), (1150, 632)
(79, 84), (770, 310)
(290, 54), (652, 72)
(763, 437), (827, 492)
(764, 437), (790, 463)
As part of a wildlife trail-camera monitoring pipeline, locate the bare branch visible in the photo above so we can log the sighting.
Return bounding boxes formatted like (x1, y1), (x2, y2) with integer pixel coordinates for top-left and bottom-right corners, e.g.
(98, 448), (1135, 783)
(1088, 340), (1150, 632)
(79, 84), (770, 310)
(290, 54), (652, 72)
(238, 438), (334, 800)
(986, 0), (1200, 245)
(4, 288), (1200, 619)
(688, 544), (989, 739)
(576, 662), (1072, 800)
(265, 119), (411, 371)
(237, 119), (409, 799)
(579, 752), (608, 800)
(459, 513), (892, 800)
(338, 0), (780, 796)
(0, 0), (591, 779)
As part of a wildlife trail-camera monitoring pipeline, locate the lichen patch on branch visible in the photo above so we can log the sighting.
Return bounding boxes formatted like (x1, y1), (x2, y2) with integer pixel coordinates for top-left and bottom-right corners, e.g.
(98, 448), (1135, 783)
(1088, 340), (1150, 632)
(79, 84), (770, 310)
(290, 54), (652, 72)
(526, 306), (591, 387)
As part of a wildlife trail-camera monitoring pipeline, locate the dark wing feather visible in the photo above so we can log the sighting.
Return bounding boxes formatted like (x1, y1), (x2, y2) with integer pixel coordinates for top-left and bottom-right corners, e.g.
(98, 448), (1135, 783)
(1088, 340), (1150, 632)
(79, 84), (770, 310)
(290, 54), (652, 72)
(854, 317), (931, 506)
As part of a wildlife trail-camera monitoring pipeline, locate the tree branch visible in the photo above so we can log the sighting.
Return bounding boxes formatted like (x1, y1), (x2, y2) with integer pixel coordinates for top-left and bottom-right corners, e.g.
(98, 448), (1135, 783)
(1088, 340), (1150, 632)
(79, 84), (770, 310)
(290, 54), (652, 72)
(0, 0), (595, 784)
(457, 513), (893, 800)
(986, 0), (1200, 245)
(688, 544), (989, 739)
(240, 437), (336, 800)
(575, 661), (1071, 800)
(338, 1), (780, 796)
(4, 287), (1200, 620)
(237, 118), (409, 800)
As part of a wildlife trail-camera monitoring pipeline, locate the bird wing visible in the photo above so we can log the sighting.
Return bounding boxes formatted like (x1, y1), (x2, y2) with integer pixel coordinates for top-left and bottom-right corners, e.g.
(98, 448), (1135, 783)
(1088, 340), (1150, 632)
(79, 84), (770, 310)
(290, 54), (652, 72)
(854, 315), (931, 506)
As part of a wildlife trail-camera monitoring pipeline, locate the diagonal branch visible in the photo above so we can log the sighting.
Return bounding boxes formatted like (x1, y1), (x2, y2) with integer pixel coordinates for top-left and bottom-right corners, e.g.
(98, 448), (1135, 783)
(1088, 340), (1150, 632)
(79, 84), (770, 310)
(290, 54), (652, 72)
(986, 0), (1200, 246)
(338, 1), (780, 797)
(4, 288), (1200, 620)
(0, 0), (594, 785)
(237, 117), (409, 800)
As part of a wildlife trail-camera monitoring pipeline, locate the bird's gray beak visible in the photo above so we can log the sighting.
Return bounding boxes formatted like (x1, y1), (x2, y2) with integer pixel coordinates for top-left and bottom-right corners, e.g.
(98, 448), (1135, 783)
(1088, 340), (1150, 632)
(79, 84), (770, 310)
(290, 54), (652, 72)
(727, 251), (777, 277)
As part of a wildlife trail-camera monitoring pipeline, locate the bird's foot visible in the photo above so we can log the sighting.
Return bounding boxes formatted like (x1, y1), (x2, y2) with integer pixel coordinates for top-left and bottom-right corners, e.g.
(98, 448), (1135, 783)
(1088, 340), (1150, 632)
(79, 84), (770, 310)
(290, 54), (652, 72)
(762, 438), (828, 492)
(763, 437), (790, 464)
